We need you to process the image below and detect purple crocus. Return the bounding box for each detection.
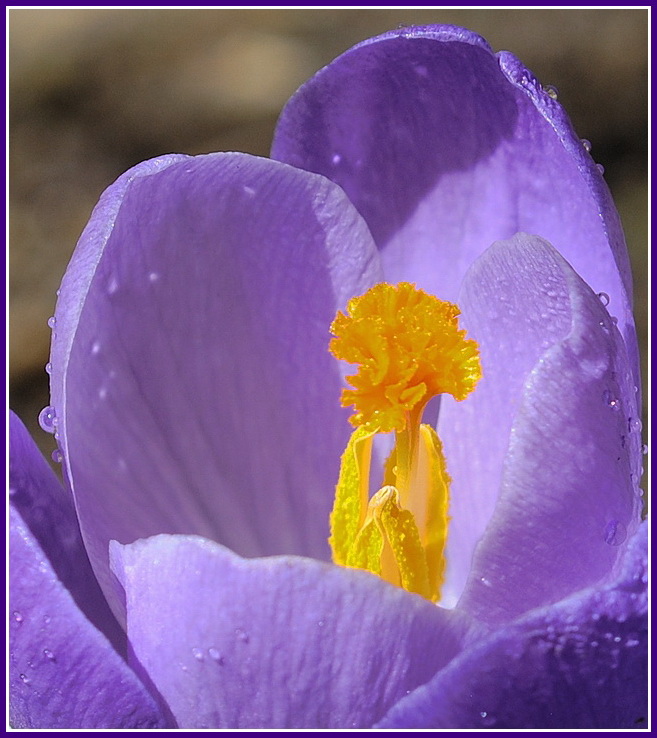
[9,25,646,729]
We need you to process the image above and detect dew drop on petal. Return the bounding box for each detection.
[38,406,57,434]
[91,341,101,355]
[47,316,56,329]
[208,648,224,664]
[479,576,493,588]
[148,272,160,283]
[55,288,61,297]
[43,649,55,661]
[191,647,204,661]
[543,84,558,99]
[98,387,108,401]
[604,520,627,547]
[19,674,30,685]
[642,444,648,456]
[602,390,620,411]
[13,611,23,623]
[331,153,342,165]
[107,278,119,295]
[597,292,610,307]
[235,628,250,644]
[581,138,592,152]
[596,162,605,175]
[45,362,52,375]
[51,449,63,464]
[242,186,256,197]
[628,417,642,433]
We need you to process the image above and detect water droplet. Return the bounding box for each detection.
[55,288,61,297]
[242,185,256,196]
[626,638,640,648]
[108,277,119,295]
[613,635,622,643]
[38,406,57,433]
[317,620,325,628]
[331,153,342,165]
[591,640,599,647]
[611,316,618,325]
[208,648,224,664]
[43,649,55,661]
[581,139,592,152]
[13,611,23,623]
[544,84,558,99]
[479,576,493,588]
[596,162,605,175]
[19,674,30,685]
[642,444,648,456]
[602,390,620,411]
[191,647,204,661]
[597,292,610,306]
[9,486,17,497]
[148,272,160,283]
[47,316,56,329]
[91,341,101,355]
[628,417,642,433]
[43,615,51,624]
[480,711,488,718]
[235,628,250,644]
[604,520,627,547]
[98,387,108,400]
[45,362,52,375]
[51,449,63,464]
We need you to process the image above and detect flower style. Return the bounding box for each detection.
[9,25,647,729]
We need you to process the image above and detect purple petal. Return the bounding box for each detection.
[377,521,647,729]
[51,152,381,620]
[272,24,637,387]
[9,506,169,728]
[8,410,122,650]
[111,535,472,728]
[440,234,642,620]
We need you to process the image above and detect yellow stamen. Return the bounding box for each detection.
[328,282,481,602]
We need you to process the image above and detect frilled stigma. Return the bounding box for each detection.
[328,282,482,602]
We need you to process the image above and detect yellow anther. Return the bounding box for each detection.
[328,283,481,602]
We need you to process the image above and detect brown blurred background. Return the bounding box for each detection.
[8,8,648,468]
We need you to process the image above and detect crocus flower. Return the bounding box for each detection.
[9,25,647,729]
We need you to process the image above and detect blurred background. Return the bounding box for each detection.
[9,8,648,469]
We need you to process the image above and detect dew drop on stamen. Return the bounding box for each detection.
[597,292,610,307]
[604,520,627,547]
[38,406,57,433]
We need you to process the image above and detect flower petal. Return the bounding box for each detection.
[377,521,647,729]
[111,535,472,729]
[8,410,122,649]
[9,506,169,728]
[440,234,642,619]
[272,24,637,387]
[51,153,381,619]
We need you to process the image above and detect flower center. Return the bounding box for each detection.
[328,282,482,602]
